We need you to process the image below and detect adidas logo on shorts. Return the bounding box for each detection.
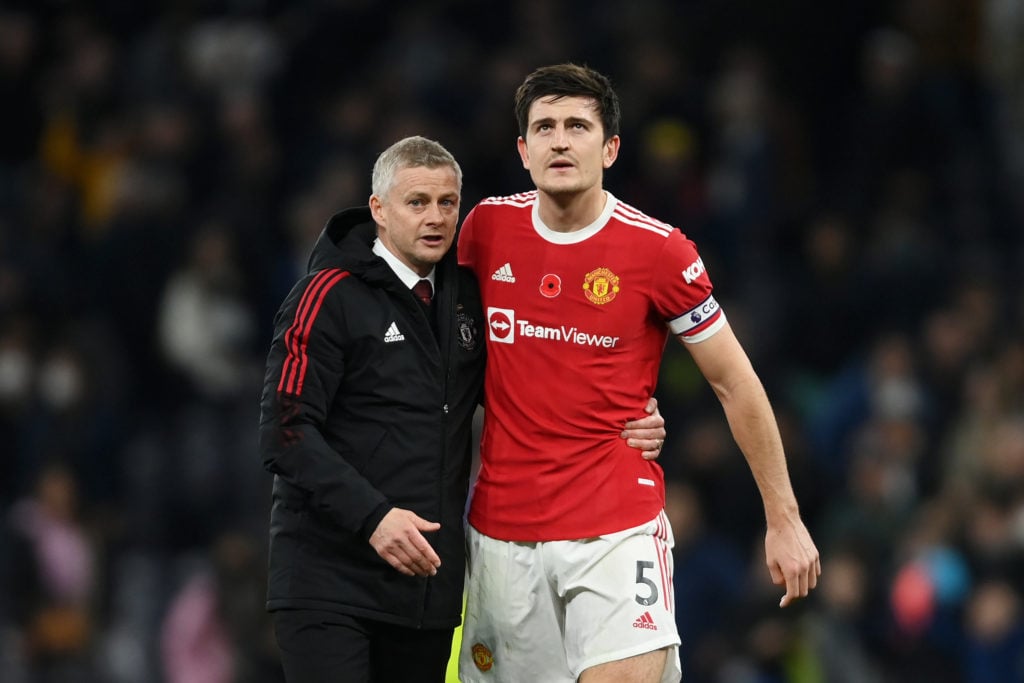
[491,262,516,283]
[633,612,658,630]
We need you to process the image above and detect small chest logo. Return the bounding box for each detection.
[472,643,494,671]
[491,262,516,283]
[540,273,562,298]
[456,310,478,351]
[383,322,404,343]
[582,267,620,305]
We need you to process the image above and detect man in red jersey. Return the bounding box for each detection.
[456,64,820,683]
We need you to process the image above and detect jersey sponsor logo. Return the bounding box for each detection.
[517,320,620,348]
[491,262,516,282]
[633,612,658,630]
[582,267,620,305]
[383,321,405,343]
[540,273,562,298]
[682,256,706,284]
[471,643,494,671]
[486,307,621,348]
[487,307,515,344]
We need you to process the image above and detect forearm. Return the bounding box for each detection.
[685,324,803,526]
[686,325,820,604]
[714,372,800,527]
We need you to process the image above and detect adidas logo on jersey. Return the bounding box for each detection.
[384,322,405,343]
[491,262,516,283]
[633,612,658,630]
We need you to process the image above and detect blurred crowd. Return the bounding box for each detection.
[0,1,1022,682]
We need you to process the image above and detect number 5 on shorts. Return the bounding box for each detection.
[634,560,659,606]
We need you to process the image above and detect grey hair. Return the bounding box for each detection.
[370,136,463,200]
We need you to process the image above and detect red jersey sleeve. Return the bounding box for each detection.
[457,204,480,271]
[651,230,726,343]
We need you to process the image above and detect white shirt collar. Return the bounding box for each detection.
[531,191,618,244]
[373,238,436,289]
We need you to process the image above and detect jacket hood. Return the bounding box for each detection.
[307,206,382,277]
[307,205,457,289]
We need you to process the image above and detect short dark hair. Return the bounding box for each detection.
[513,63,621,142]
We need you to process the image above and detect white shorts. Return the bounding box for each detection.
[458,512,682,682]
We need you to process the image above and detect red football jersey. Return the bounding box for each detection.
[458,191,725,541]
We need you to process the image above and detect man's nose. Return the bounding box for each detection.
[551,126,570,150]
[426,202,445,222]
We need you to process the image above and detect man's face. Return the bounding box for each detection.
[370,165,460,276]
[517,95,619,197]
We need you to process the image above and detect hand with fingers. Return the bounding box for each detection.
[621,396,667,460]
[765,517,821,607]
[369,508,442,577]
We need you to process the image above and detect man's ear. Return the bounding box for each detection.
[369,194,385,225]
[603,135,620,169]
[517,136,530,170]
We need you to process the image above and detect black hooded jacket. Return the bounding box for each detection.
[259,207,485,628]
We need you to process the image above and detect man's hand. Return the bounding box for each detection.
[622,397,667,460]
[369,508,441,577]
[765,517,821,607]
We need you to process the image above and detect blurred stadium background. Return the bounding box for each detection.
[0,1,1022,681]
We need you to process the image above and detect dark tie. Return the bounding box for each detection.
[413,279,433,307]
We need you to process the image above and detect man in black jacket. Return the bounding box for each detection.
[259,136,665,682]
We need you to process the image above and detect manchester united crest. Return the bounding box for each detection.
[472,643,494,671]
[456,310,478,351]
[582,267,620,305]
